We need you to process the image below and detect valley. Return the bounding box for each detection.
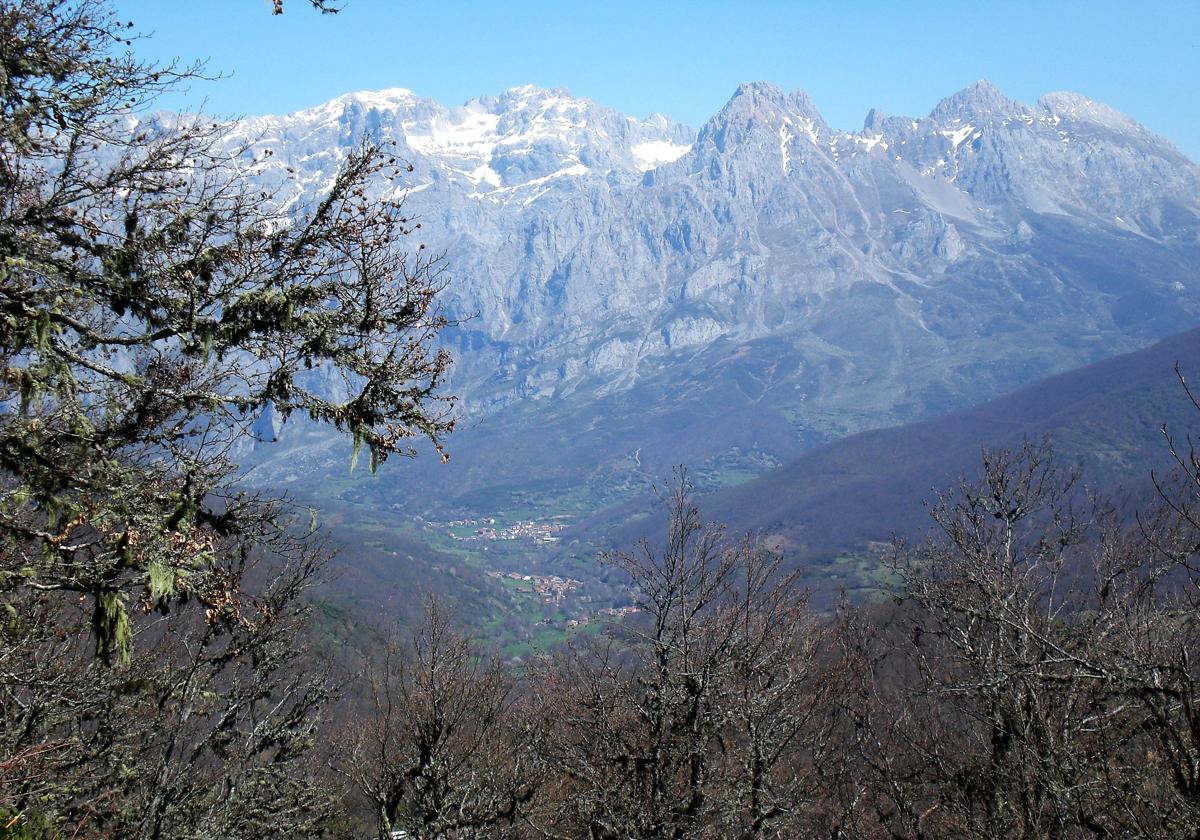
[234,79,1199,553]
[300,324,1200,645]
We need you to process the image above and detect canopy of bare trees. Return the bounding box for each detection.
[334,433,1200,839]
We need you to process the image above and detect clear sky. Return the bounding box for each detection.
[120,0,1200,160]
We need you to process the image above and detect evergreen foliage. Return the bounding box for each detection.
[0,0,453,660]
[0,1,453,835]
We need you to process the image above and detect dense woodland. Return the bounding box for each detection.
[3,2,1200,838]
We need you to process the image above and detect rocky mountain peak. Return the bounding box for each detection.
[723,82,824,122]
[1037,91,1147,136]
[234,79,1200,506]
[341,86,419,108]
[862,107,887,133]
[695,82,827,156]
[931,79,1024,123]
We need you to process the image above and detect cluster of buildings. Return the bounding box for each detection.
[475,520,565,544]
[489,571,581,603]
[434,516,566,545]
[597,606,641,619]
[566,606,640,631]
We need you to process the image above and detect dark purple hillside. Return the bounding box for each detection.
[571,327,1200,575]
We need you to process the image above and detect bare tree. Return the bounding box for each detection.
[337,598,539,839]
[870,442,1112,838]
[861,434,1200,839]
[529,470,836,840]
[711,548,846,839]
[0,531,340,838]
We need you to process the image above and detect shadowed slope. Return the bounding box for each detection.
[575,326,1200,571]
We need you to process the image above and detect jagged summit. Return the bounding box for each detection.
[931,79,1024,121]
[728,81,789,103]
[233,82,695,200]
[492,84,577,108]
[504,82,560,96]
[344,86,418,103]
[233,79,1197,232]
[694,82,828,156]
[1037,91,1142,131]
[720,81,824,120]
[233,79,1200,509]
[862,107,887,133]
[340,84,577,113]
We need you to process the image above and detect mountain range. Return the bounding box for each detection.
[229,80,1200,525]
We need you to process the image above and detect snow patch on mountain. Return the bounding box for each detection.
[233,84,695,207]
[940,124,975,148]
[403,107,501,160]
[631,140,691,171]
[854,133,887,152]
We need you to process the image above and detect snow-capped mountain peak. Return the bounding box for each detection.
[230,84,695,204]
[234,81,1200,505]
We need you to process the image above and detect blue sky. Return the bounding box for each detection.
[122,0,1200,159]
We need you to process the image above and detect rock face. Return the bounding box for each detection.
[231,80,1200,507]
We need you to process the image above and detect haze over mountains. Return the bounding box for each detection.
[232,79,1200,520]
[579,327,1200,578]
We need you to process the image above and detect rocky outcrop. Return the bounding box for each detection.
[228,81,1200,498]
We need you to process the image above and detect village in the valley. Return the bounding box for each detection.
[482,569,642,632]
[488,570,582,602]
[426,514,643,637]
[435,516,567,545]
